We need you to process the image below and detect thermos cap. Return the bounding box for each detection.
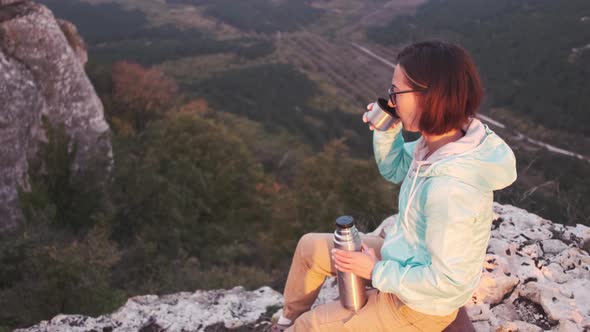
[335,216,355,229]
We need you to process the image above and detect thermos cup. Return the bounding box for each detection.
[333,216,368,312]
[365,98,400,131]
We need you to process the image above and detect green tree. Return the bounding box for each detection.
[109,114,268,268]
[19,117,109,233]
[0,221,124,329]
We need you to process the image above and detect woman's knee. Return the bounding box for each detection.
[296,233,332,267]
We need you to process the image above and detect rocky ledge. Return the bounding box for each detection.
[14,203,590,332]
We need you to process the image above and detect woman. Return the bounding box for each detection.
[270,40,517,331]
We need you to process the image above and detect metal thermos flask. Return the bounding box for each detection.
[333,216,368,312]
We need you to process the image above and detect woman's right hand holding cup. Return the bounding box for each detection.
[363,102,400,131]
[362,103,376,131]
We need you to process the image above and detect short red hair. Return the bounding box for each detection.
[396,41,484,135]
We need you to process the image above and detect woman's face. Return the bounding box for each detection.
[390,64,421,132]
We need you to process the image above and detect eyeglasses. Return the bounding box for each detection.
[388,86,427,106]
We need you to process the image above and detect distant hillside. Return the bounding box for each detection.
[37,0,274,65]
[170,0,324,33]
[37,0,590,226]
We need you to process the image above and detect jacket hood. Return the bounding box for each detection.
[412,117,517,191]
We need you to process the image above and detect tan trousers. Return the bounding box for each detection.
[282,233,458,332]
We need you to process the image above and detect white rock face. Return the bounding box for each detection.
[15,203,590,332]
[15,286,284,332]
[464,203,590,331]
[0,0,112,233]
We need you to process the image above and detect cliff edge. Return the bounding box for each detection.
[14,203,590,332]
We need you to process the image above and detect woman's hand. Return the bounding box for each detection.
[362,103,376,131]
[362,103,399,131]
[331,242,380,280]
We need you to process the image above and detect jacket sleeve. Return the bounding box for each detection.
[371,180,483,301]
[372,122,417,184]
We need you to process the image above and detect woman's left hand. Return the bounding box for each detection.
[331,243,379,280]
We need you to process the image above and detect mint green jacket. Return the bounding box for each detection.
[370,118,517,316]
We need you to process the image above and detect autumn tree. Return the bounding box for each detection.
[111,61,178,133]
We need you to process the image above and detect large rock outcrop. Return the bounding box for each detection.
[0,0,111,233]
[14,203,590,332]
